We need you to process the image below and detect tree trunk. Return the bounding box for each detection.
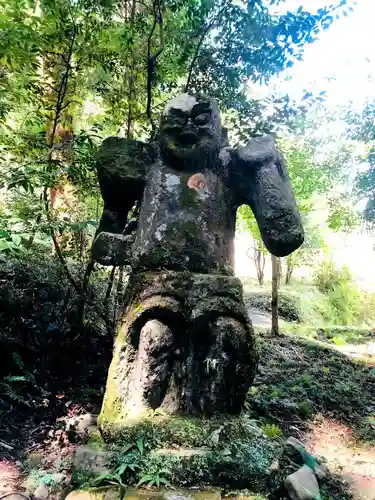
[285,260,293,285]
[254,246,265,286]
[271,254,279,336]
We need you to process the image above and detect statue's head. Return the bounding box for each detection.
[159,93,225,168]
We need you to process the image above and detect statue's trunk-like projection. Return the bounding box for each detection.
[92,94,303,435]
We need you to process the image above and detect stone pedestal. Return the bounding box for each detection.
[99,272,257,436]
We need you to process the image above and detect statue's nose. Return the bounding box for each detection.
[180,120,198,144]
[185,118,194,130]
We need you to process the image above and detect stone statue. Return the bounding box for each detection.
[92,93,303,432]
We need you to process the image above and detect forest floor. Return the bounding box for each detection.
[250,324,375,500]
[1,319,375,499]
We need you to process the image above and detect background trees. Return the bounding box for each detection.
[0,0,369,389]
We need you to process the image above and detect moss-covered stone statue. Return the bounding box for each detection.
[92,93,303,434]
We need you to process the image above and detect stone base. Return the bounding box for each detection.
[73,414,281,493]
[66,486,223,500]
[99,271,257,427]
[66,486,264,499]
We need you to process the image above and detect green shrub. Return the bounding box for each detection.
[245,292,301,322]
[0,252,114,408]
[314,261,364,326]
[260,423,282,439]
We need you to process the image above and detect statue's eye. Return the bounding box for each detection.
[169,112,186,126]
[194,112,210,125]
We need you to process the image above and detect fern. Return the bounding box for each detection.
[4,375,28,383]
[0,382,30,406]
[137,469,171,488]
[12,351,25,371]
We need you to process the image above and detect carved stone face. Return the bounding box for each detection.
[159,93,222,167]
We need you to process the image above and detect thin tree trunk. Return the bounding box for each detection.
[285,262,293,285]
[271,254,279,336]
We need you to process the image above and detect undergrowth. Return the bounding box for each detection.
[0,252,114,410]
[244,273,375,328]
[248,332,375,443]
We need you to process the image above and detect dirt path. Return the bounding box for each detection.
[248,307,272,327]
[306,417,375,500]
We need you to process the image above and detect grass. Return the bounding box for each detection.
[242,277,336,325]
[281,323,373,345]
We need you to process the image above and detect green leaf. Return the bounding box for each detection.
[136,437,144,455]
[137,475,153,487]
[11,234,22,246]
[158,477,170,485]
[116,463,128,476]
[91,473,115,486]
[4,375,28,383]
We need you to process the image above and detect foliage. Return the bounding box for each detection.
[249,332,375,444]
[260,423,282,440]
[313,261,364,326]
[245,290,302,322]
[346,99,375,222]
[0,0,352,343]
[237,131,360,284]
[285,324,374,346]
[0,251,114,409]
[91,439,146,490]
[101,415,280,490]
[244,274,375,327]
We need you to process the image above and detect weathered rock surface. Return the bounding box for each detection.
[34,483,49,500]
[73,445,109,477]
[284,465,320,500]
[67,414,97,443]
[65,486,120,500]
[66,487,222,500]
[51,472,69,486]
[314,463,330,481]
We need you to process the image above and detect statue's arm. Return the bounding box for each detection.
[92,232,135,266]
[230,135,304,257]
[92,137,155,265]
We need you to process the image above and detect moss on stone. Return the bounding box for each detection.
[101,414,281,491]
[97,137,154,183]
[179,180,198,208]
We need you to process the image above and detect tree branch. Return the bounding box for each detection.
[146,0,164,132]
[42,25,79,293]
[184,1,230,93]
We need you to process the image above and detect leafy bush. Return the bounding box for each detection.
[249,333,375,442]
[314,261,372,326]
[245,292,301,322]
[0,252,115,407]
[245,269,375,328]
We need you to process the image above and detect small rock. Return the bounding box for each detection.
[67,414,97,443]
[26,452,43,468]
[283,437,306,466]
[314,463,330,481]
[209,426,224,446]
[267,458,280,473]
[284,465,320,500]
[34,484,49,500]
[51,473,68,486]
[286,436,305,450]
[73,445,109,477]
